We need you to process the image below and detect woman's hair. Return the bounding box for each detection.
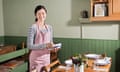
[34,5,47,22]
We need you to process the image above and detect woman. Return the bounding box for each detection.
[27,5,54,72]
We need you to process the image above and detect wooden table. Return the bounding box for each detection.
[52,59,111,72]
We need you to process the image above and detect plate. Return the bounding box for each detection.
[85,54,100,59]
[94,59,109,65]
[53,43,62,48]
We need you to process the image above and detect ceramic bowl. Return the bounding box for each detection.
[65,59,73,66]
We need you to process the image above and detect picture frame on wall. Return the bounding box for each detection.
[94,3,108,17]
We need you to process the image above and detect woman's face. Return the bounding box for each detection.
[36,8,47,21]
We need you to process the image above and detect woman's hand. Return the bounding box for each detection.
[54,48,60,52]
[51,46,60,52]
[46,42,54,49]
[46,42,61,52]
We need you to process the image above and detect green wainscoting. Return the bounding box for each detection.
[0,36,4,44]
[4,36,27,49]
[54,38,120,72]
[4,36,26,45]
[3,36,120,72]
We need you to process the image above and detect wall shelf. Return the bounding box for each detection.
[79,18,91,24]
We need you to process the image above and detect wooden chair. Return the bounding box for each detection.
[41,59,61,72]
[50,50,58,62]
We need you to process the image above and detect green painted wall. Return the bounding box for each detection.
[4,36,120,72]
[4,36,26,50]
[54,38,120,72]
[0,36,4,44]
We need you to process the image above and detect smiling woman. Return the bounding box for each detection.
[27,5,60,72]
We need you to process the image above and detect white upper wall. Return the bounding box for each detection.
[3,0,84,38]
[0,0,4,36]
[3,0,120,40]
[3,0,36,36]
[39,0,88,38]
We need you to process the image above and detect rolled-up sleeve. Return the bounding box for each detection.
[49,25,53,42]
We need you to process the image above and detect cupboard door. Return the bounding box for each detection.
[90,0,120,21]
[112,0,120,15]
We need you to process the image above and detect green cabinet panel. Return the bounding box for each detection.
[0,48,28,63]
[11,62,28,72]
[0,48,29,72]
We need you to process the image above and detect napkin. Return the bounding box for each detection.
[58,65,66,69]
[94,57,111,65]
[94,67,108,71]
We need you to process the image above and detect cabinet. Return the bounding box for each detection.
[79,18,90,23]
[0,48,29,72]
[110,0,120,16]
[90,0,120,21]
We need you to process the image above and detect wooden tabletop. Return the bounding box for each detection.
[52,59,111,72]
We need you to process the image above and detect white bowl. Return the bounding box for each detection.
[65,59,73,66]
